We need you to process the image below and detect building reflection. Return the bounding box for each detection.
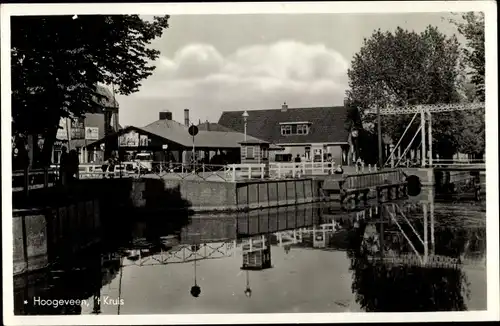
[16,187,485,314]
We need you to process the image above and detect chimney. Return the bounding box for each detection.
[184,109,190,126]
[159,110,172,120]
[206,120,210,131]
[281,101,288,112]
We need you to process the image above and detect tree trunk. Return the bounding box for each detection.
[40,122,59,167]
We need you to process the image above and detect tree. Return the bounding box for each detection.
[347,222,472,312]
[449,12,486,158]
[11,15,170,166]
[450,12,485,101]
[346,26,464,160]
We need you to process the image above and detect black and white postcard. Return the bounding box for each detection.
[1,1,498,325]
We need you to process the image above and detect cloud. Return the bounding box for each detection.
[118,40,349,126]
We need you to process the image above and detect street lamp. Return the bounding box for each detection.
[242,111,249,142]
[351,128,359,164]
[244,270,252,297]
[190,244,201,298]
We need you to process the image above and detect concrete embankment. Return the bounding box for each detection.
[13,199,101,276]
[12,179,133,276]
[132,177,322,213]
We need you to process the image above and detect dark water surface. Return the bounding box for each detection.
[14,188,486,314]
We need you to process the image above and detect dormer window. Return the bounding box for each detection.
[281,125,292,135]
[280,121,311,136]
[297,124,309,135]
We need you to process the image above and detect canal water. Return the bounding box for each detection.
[14,188,486,314]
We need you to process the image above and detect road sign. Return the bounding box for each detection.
[188,125,199,137]
[162,144,169,150]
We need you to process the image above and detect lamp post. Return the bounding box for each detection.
[190,244,201,298]
[351,128,359,164]
[377,105,383,168]
[244,270,252,298]
[242,111,249,142]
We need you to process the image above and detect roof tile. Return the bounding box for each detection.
[218,106,350,144]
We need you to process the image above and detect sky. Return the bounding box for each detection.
[116,12,464,127]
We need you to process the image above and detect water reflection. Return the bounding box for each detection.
[15,188,486,314]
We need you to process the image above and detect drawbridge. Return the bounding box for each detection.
[365,102,485,169]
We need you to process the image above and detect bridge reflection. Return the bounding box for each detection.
[119,187,485,272]
[15,187,486,314]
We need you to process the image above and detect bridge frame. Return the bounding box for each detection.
[365,102,485,168]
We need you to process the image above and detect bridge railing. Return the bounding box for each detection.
[151,162,235,182]
[12,167,59,192]
[268,162,335,178]
[433,158,485,166]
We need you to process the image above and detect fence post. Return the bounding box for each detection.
[23,167,30,197]
[361,162,365,173]
[248,166,251,179]
[355,164,359,173]
[202,163,205,173]
[231,165,236,182]
[292,164,296,178]
[44,167,49,188]
[277,164,281,179]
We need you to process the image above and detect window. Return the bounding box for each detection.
[297,124,309,135]
[262,147,268,159]
[280,123,309,136]
[281,125,292,135]
[246,146,254,159]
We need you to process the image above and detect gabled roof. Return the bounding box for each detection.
[197,121,235,132]
[142,119,192,147]
[88,119,283,150]
[86,125,167,148]
[142,119,280,149]
[218,106,350,144]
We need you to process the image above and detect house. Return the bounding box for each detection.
[87,109,278,165]
[218,102,351,165]
[54,85,120,164]
[197,120,282,164]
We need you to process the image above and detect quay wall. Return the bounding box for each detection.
[131,177,319,212]
[12,199,101,276]
[180,204,322,243]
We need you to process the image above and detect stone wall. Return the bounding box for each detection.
[132,177,319,213]
[179,203,322,243]
[162,179,238,211]
[12,199,101,276]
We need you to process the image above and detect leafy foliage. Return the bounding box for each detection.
[11,15,170,164]
[448,12,486,157]
[346,26,468,159]
[450,12,485,101]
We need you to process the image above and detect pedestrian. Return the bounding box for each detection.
[59,146,68,185]
[67,149,80,183]
[107,156,116,178]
